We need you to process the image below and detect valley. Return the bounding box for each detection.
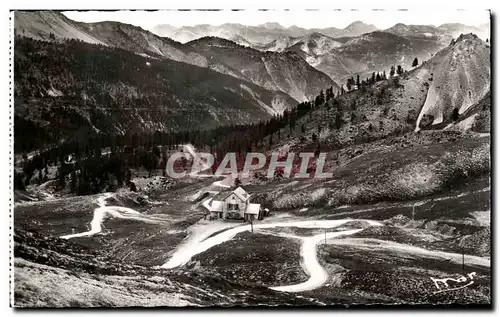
[13,131,491,306]
[11,10,491,308]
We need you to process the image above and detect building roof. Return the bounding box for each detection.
[210,200,224,212]
[202,197,224,212]
[245,203,260,215]
[201,197,213,211]
[220,186,250,202]
[233,187,249,200]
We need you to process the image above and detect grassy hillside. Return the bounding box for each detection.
[13,229,320,307]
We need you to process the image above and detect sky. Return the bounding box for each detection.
[62,9,491,31]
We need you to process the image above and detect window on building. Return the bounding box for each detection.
[228,203,239,211]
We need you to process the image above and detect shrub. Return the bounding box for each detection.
[263,143,490,211]
[273,188,328,209]
[327,144,490,207]
[376,88,386,105]
[419,114,434,129]
[382,105,390,116]
[471,110,490,133]
[435,144,490,189]
[391,76,401,87]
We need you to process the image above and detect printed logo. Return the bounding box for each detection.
[430,272,477,294]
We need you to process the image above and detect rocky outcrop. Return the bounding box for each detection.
[415,34,490,130]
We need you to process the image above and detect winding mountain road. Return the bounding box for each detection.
[60,193,144,239]
[269,228,364,292]
[162,219,383,292]
[58,164,490,294]
[60,191,384,292]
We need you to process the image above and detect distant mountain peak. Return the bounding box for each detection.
[346,21,365,27]
[388,23,410,31]
[335,21,378,37]
[344,21,376,30]
[260,22,285,30]
[414,29,490,130]
[439,22,467,28]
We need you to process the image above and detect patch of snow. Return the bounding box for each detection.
[310,188,326,201]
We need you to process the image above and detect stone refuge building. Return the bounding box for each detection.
[203,187,262,221]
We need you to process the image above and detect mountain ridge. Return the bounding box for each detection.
[15,10,337,103]
[13,37,299,152]
[414,33,490,130]
[151,20,378,44]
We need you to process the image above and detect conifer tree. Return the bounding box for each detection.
[451,108,460,121]
[397,65,404,76]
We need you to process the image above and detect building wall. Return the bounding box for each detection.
[223,193,246,219]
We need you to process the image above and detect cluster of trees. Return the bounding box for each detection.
[16,95,325,193]
[345,71,389,92]
[342,56,421,93]
[389,65,404,77]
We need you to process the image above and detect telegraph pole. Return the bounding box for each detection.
[251,216,254,233]
[324,228,327,245]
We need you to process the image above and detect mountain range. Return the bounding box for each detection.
[12,10,492,308]
[250,23,488,84]
[150,17,489,85]
[14,37,301,152]
[152,21,378,44]
[13,10,490,152]
[15,11,336,103]
[256,32,490,155]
